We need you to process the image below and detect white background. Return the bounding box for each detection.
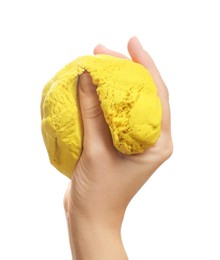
[0,0,220,259]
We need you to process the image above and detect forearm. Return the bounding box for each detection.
[66,214,128,260]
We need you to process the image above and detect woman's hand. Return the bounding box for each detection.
[64,37,172,260]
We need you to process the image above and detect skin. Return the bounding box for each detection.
[64,37,173,260]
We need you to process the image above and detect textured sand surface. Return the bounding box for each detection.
[41,55,162,178]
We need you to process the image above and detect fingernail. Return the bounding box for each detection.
[133,36,143,49]
[97,44,107,49]
[79,73,96,93]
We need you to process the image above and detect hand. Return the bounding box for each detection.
[64,37,172,260]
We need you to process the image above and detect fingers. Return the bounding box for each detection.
[128,37,171,133]
[93,38,171,133]
[78,72,113,149]
[94,44,129,59]
[128,37,155,70]
[128,37,164,87]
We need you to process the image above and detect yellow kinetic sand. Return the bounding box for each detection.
[41,55,162,178]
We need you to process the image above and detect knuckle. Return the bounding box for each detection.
[83,104,102,119]
[161,138,173,160]
[85,144,106,160]
[63,194,68,212]
[83,142,113,166]
[63,184,71,212]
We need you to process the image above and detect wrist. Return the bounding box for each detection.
[67,198,126,231]
[66,213,128,260]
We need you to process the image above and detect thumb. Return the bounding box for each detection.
[78,72,113,148]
